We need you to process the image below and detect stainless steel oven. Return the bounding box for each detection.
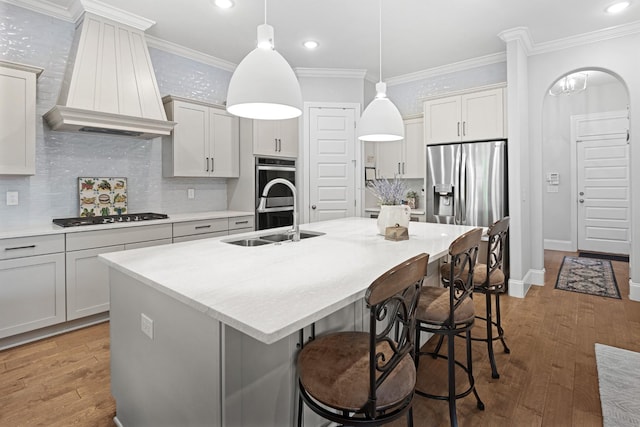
[255,157,296,230]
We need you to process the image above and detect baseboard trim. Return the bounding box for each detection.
[544,239,574,251]
[508,268,545,298]
[630,279,640,302]
[0,312,109,351]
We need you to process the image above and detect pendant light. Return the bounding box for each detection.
[357,0,404,141]
[226,0,302,120]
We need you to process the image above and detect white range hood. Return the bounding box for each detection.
[44,1,174,139]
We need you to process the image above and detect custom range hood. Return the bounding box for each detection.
[44,1,174,139]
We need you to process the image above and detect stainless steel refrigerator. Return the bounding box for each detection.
[425,140,508,227]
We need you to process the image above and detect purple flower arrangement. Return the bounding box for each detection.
[367,176,408,205]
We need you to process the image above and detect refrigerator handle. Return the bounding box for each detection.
[459,148,467,224]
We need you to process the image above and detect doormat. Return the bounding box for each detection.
[595,343,640,426]
[578,251,629,263]
[555,256,621,299]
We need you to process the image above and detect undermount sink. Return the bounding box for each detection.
[260,231,325,242]
[223,231,325,247]
[225,238,272,247]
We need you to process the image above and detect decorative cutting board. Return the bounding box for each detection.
[78,177,127,217]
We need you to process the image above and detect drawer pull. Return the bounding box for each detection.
[195,225,211,230]
[5,245,36,251]
[235,220,249,225]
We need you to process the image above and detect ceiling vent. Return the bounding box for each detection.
[44,1,174,139]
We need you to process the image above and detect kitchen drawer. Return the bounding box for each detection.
[66,224,173,251]
[173,231,227,243]
[173,218,228,238]
[0,234,65,260]
[228,215,254,231]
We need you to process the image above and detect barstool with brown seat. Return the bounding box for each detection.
[471,216,510,379]
[414,228,484,427]
[297,253,430,426]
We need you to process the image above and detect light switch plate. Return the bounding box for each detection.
[6,191,18,206]
[141,313,154,339]
[188,188,195,199]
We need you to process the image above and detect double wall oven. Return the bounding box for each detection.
[255,157,296,230]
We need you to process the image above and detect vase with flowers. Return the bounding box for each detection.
[367,177,411,235]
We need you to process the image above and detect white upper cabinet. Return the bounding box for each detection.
[253,118,299,158]
[375,117,424,179]
[424,87,506,144]
[0,61,42,175]
[162,96,239,178]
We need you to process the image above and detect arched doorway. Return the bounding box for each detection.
[541,69,630,257]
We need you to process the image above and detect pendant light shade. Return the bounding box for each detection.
[357,0,404,141]
[226,8,302,120]
[358,82,404,141]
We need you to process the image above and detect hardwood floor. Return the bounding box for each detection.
[0,250,636,426]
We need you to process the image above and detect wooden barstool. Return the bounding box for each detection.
[414,228,484,427]
[471,216,510,379]
[297,253,429,426]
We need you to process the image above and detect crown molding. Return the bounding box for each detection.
[295,68,367,79]
[386,52,506,87]
[498,26,534,55]
[3,0,79,22]
[145,35,236,72]
[530,20,640,55]
[79,0,155,29]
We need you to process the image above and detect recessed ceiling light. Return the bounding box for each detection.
[303,40,319,50]
[214,0,234,9]
[605,1,630,14]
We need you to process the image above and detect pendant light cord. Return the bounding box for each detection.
[378,0,382,84]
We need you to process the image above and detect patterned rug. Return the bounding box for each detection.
[554,256,621,299]
[595,343,640,426]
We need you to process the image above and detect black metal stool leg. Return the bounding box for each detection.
[447,335,458,427]
[496,293,510,354]
[485,292,500,379]
[467,329,485,410]
[297,389,303,427]
[407,405,414,427]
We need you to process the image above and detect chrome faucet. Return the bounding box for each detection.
[257,178,299,242]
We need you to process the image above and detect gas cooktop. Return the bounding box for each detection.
[53,213,169,227]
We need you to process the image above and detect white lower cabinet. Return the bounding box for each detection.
[0,248,65,339]
[172,215,255,243]
[65,224,172,320]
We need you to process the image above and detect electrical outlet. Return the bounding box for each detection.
[141,313,154,339]
[188,188,195,199]
[6,191,18,206]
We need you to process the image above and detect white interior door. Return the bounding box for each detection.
[308,107,356,222]
[577,136,630,255]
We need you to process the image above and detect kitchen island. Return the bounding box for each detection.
[100,217,477,427]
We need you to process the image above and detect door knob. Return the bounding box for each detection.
[311,205,317,210]
[579,199,584,203]
[579,192,584,196]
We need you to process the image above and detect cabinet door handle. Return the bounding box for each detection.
[278,139,282,152]
[457,122,460,137]
[402,162,405,174]
[398,162,401,174]
[205,157,209,172]
[5,244,36,251]
[274,138,278,152]
[211,157,214,172]
[463,121,466,136]
[235,220,249,225]
[195,225,211,230]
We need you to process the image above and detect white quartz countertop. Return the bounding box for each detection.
[0,211,254,239]
[365,207,425,215]
[100,217,477,345]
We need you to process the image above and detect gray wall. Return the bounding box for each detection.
[0,4,232,227]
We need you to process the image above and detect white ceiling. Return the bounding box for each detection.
[7,0,640,80]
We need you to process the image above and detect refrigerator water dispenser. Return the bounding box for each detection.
[434,184,454,217]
